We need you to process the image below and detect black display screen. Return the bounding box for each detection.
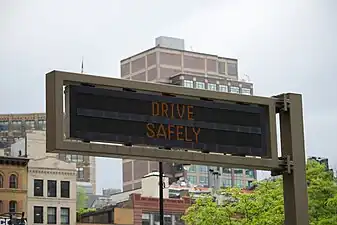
[68,85,271,157]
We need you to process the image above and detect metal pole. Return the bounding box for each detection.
[159,161,164,225]
[279,93,309,225]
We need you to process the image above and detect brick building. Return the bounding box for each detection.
[0,156,29,217]
[79,193,191,225]
[121,36,257,191]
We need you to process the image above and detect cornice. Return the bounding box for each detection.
[28,168,76,177]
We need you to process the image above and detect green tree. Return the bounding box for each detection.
[77,187,88,210]
[183,160,337,225]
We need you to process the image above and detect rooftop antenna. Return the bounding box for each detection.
[243,74,251,82]
[81,57,84,74]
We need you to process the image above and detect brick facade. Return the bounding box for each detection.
[131,193,191,225]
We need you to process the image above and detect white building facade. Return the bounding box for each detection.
[27,156,77,225]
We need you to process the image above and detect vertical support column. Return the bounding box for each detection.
[159,161,164,225]
[279,93,309,225]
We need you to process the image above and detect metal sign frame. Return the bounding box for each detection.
[46,70,309,225]
[46,70,278,170]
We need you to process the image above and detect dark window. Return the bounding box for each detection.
[0,174,3,188]
[234,169,243,174]
[9,174,17,188]
[34,206,43,223]
[61,181,70,198]
[0,200,3,213]
[9,201,16,213]
[76,168,84,180]
[60,207,69,224]
[34,179,44,196]
[47,180,57,197]
[47,207,57,224]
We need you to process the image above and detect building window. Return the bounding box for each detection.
[188,165,196,173]
[9,201,16,213]
[234,179,243,188]
[61,181,70,198]
[223,168,231,173]
[227,63,237,76]
[196,82,205,89]
[230,86,240,94]
[207,83,217,91]
[183,80,193,88]
[0,174,3,188]
[34,206,44,223]
[0,201,3,213]
[76,168,84,180]
[199,165,208,173]
[187,175,197,184]
[223,179,232,187]
[234,169,243,174]
[199,176,207,184]
[245,169,255,178]
[61,208,70,224]
[219,85,228,92]
[47,207,57,224]
[142,213,150,225]
[241,87,251,95]
[34,179,44,196]
[9,174,17,188]
[47,180,57,197]
[66,154,84,163]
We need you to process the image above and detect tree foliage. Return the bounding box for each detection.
[183,161,337,225]
[77,187,88,210]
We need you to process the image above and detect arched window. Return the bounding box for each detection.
[0,174,3,188]
[9,174,18,188]
[9,201,16,213]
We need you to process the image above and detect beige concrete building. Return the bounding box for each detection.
[27,156,77,225]
[3,126,96,194]
[121,36,256,191]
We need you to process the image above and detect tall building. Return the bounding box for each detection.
[28,156,77,225]
[0,156,29,218]
[0,113,97,194]
[121,36,257,191]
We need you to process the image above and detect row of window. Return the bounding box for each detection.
[187,167,254,177]
[223,179,253,188]
[34,179,70,198]
[188,165,208,173]
[183,80,251,95]
[34,206,70,224]
[0,200,17,213]
[142,213,184,225]
[0,174,18,188]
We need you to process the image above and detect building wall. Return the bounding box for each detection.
[27,157,77,225]
[0,160,28,215]
[0,119,97,194]
[120,42,255,190]
[131,193,190,225]
[120,46,239,82]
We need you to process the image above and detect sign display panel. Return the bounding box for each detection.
[68,85,271,157]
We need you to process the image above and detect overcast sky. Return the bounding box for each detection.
[1,0,336,193]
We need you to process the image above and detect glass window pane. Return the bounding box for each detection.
[196,82,205,89]
[241,87,251,95]
[219,85,228,92]
[207,83,216,91]
[183,80,193,88]
[230,86,240,93]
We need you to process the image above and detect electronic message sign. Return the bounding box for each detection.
[68,85,271,157]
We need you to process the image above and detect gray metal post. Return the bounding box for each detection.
[279,93,309,225]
